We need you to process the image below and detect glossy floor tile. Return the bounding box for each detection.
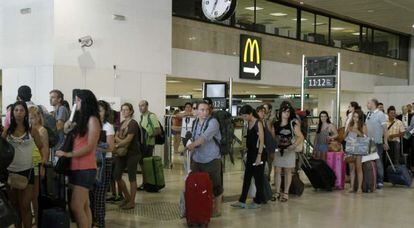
[102,159,414,228]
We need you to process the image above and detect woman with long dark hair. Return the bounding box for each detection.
[56,90,101,228]
[314,111,338,161]
[273,102,304,202]
[1,101,48,228]
[345,110,367,194]
[90,100,115,228]
[231,105,265,209]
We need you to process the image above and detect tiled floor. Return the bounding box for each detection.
[103,156,414,228]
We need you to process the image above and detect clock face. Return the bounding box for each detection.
[202,0,237,21]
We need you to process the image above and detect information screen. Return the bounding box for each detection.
[205,83,226,98]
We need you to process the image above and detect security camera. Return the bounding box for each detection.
[78,36,93,48]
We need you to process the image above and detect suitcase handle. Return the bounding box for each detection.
[385,150,397,173]
[300,153,312,169]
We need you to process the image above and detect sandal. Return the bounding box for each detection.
[275,192,281,201]
[280,193,288,203]
[121,202,136,210]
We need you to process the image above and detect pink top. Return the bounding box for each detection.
[70,133,97,170]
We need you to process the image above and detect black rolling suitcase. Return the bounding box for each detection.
[301,154,336,191]
[38,163,70,228]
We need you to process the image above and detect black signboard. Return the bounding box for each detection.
[240,35,262,80]
[305,76,336,89]
[306,56,337,76]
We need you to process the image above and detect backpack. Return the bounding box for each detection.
[145,113,165,145]
[38,105,58,148]
[193,110,235,164]
[262,121,277,154]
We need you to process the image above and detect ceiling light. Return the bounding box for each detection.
[286,51,291,55]
[351,32,366,36]
[167,80,181,83]
[379,72,384,75]
[188,36,196,41]
[193,88,202,91]
[257,86,271,89]
[245,6,263,11]
[367,9,375,13]
[299,1,304,5]
[270,13,287,17]
[393,62,398,66]
[331,27,345,31]
[412,24,414,28]
[312,22,326,26]
[292,18,308,21]
[349,62,354,65]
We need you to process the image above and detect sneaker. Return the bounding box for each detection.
[114,195,124,202]
[137,185,145,191]
[106,196,116,202]
[247,203,261,209]
[377,183,384,189]
[230,202,246,209]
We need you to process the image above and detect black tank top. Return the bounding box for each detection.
[246,120,265,162]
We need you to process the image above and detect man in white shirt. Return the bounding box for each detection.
[397,105,413,160]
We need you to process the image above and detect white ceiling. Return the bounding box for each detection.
[287,0,414,35]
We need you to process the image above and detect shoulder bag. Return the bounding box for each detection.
[114,119,132,157]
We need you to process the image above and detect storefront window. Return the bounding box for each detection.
[373,30,399,59]
[255,0,297,38]
[330,19,360,51]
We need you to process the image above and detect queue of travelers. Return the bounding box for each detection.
[1,85,414,227]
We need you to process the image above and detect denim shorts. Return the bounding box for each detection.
[69,169,97,190]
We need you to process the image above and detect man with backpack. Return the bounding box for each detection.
[186,100,223,217]
[138,100,162,190]
[49,90,69,146]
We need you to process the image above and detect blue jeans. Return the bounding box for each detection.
[376,144,384,184]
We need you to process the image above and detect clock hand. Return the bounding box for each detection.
[211,0,218,16]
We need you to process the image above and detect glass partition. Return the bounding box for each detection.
[373,30,399,59]
[330,19,360,51]
[172,0,409,60]
[255,0,297,38]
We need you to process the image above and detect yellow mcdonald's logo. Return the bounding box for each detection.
[243,38,260,64]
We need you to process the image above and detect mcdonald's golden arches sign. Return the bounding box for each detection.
[239,34,262,80]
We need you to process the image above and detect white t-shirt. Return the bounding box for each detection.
[181,116,196,138]
[103,122,115,158]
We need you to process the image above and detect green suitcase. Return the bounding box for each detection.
[143,156,165,192]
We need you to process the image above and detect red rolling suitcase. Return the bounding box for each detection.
[185,172,213,226]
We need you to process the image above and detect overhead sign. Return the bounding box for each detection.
[240,34,262,80]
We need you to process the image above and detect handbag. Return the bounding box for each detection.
[55,129,75,175]
[345,136,371,155]
[114,119,132,157]
[7,170,31,190]
[290,120,304,153]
